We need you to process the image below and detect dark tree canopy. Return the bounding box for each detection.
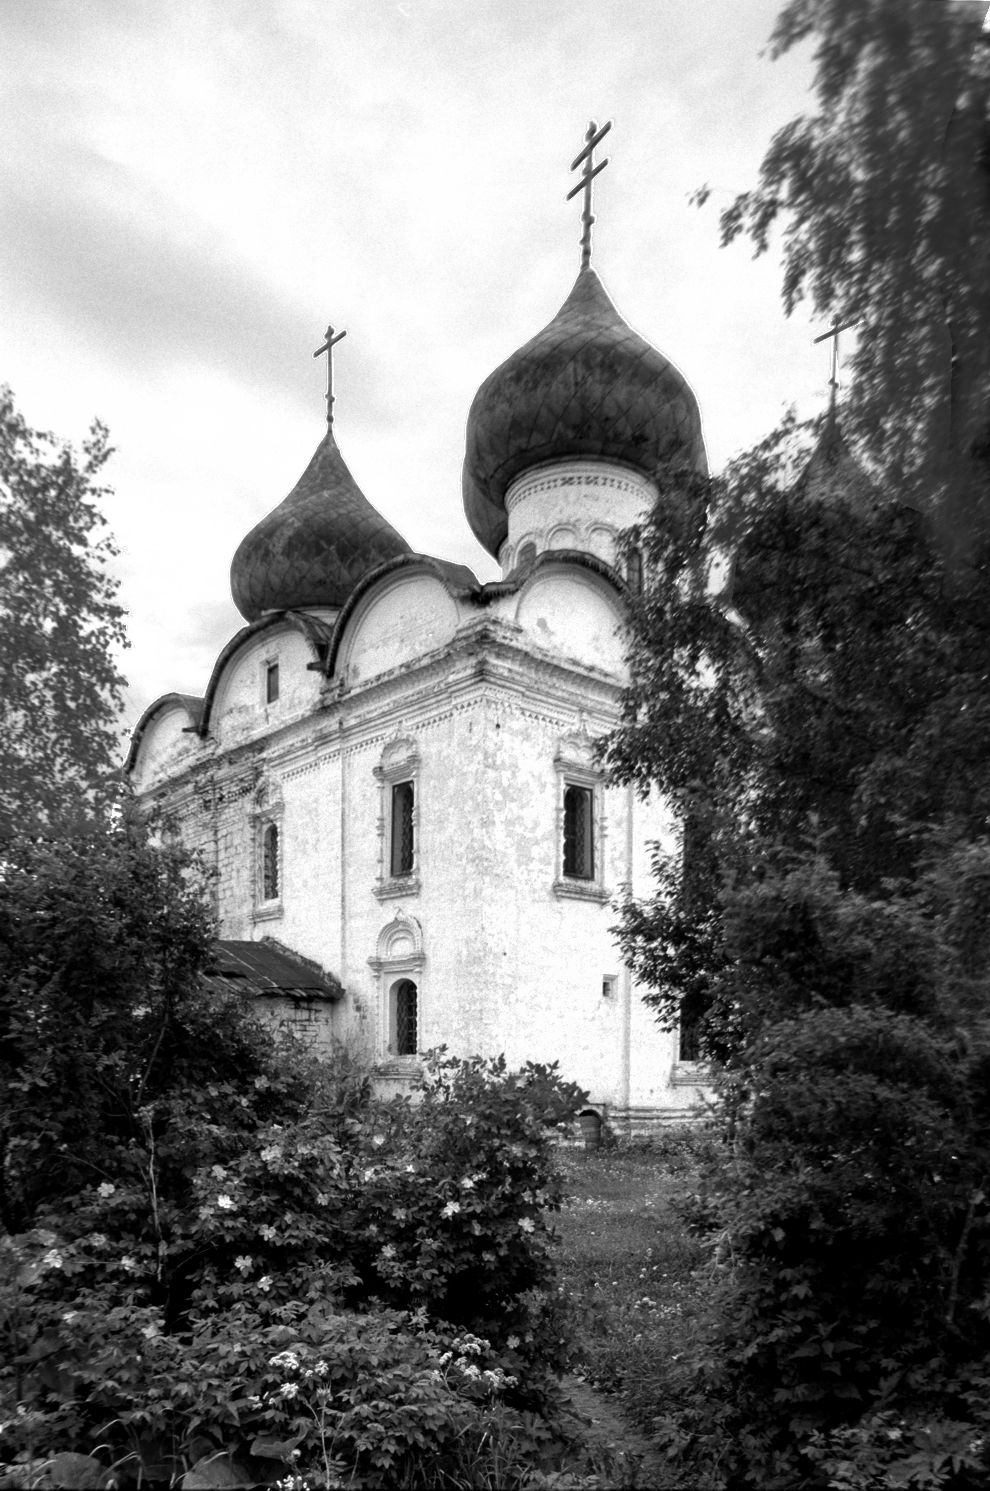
[0,389,128,841]
[708,0,990,572]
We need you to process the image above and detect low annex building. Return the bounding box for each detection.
[127,133,711,1129]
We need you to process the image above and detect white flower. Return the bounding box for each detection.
[88,1233,108,1249]
[441,1200,460,1219]
[460,1362,481,1379]
[62,1310,79,1324]
[234,1255,253,1274]
[315,1193,330,1207]
[362,1167,377,1182]
[279,1382,299,1400]
[506,1335,520,1350]
[259,1224,277,1242]
[141,1322,160,1340]
[211,1164,227,1179]
[459,1176,476,1191]
[257,1275,272,1293]
[313,1360,327,1376]
[380,1243,396,1259]
[120,1255,139,1273]
[217,1194,235,1211]
[518,1216,535,1233]
[269,1350,300,1370]
[260,1147,282,1165]
[41,1249,63,1270]
[97,1182,115,1199]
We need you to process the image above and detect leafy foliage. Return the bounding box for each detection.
[0,389,128,842]
[703,0,990,571]
[0,821,587,1487]
[603,418,990,1483]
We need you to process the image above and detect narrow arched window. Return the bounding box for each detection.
[394,979,418,1056]
[517,541,537,569]
[262,823,279,901]
[390,781,415,877]
[626,547,643,594]
[563,785,594,880]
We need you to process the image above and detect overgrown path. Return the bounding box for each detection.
[552,1138,714,1489]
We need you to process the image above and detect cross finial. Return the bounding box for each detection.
[813,314,859,416]
[567,119,612,270]
[313,323,347,427]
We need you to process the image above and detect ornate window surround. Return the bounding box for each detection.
[251,778,284,922]
[373,736,421,900]
[368,908,425,1069]
[552,735,609,903]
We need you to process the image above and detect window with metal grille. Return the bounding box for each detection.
[394,979,418,1056]
[262,823,279,900]
[390,781,414,877]
[563,784,594,879]
[265,661,280,704]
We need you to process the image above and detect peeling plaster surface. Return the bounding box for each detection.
[132,551,708,1128]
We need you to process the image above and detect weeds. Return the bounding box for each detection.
[554,1130,722,1488]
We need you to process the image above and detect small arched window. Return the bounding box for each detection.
[262,823,279,901]
[393,979,418,1056]
[517,541,537,569]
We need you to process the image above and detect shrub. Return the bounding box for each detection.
[0,826,587,1486]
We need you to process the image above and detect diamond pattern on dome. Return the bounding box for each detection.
[230,430,411,621]
[462,266,708,557]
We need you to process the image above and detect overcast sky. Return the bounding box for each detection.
[2,0,832,732]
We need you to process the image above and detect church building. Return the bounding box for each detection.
[126,126,712,1129]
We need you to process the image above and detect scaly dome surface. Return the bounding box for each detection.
[230,428,411,621]
[462,265,708,557]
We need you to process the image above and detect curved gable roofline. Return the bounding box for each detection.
[125,692,205,774]
[198,610,336,739]
[324,552,480,676]
[475,547,628,604]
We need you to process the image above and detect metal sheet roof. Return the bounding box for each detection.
[207,939,343,1001]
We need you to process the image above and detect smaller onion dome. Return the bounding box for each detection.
[797,404,876,508]
[462,266,708,558]
[230,428,410,621]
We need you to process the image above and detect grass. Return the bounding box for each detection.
[552,1130,722,1486]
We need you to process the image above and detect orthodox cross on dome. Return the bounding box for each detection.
[567,119,612,270]
[813,313,859,414]
[313,323,347,428]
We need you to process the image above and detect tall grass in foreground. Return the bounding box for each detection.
[554,1129,722,1489]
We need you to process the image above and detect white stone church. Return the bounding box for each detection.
[127,147,714,1129]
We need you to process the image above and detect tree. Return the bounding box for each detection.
[604,433,990,1485]
[0,388,128,842]
[705,0,990,574]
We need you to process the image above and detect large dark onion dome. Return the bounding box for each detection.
[230,427,411,621]
[462,265,708,557]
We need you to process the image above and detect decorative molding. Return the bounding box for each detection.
[551,878,611,904]
[374,737,420,898]
[368,907,425,970]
